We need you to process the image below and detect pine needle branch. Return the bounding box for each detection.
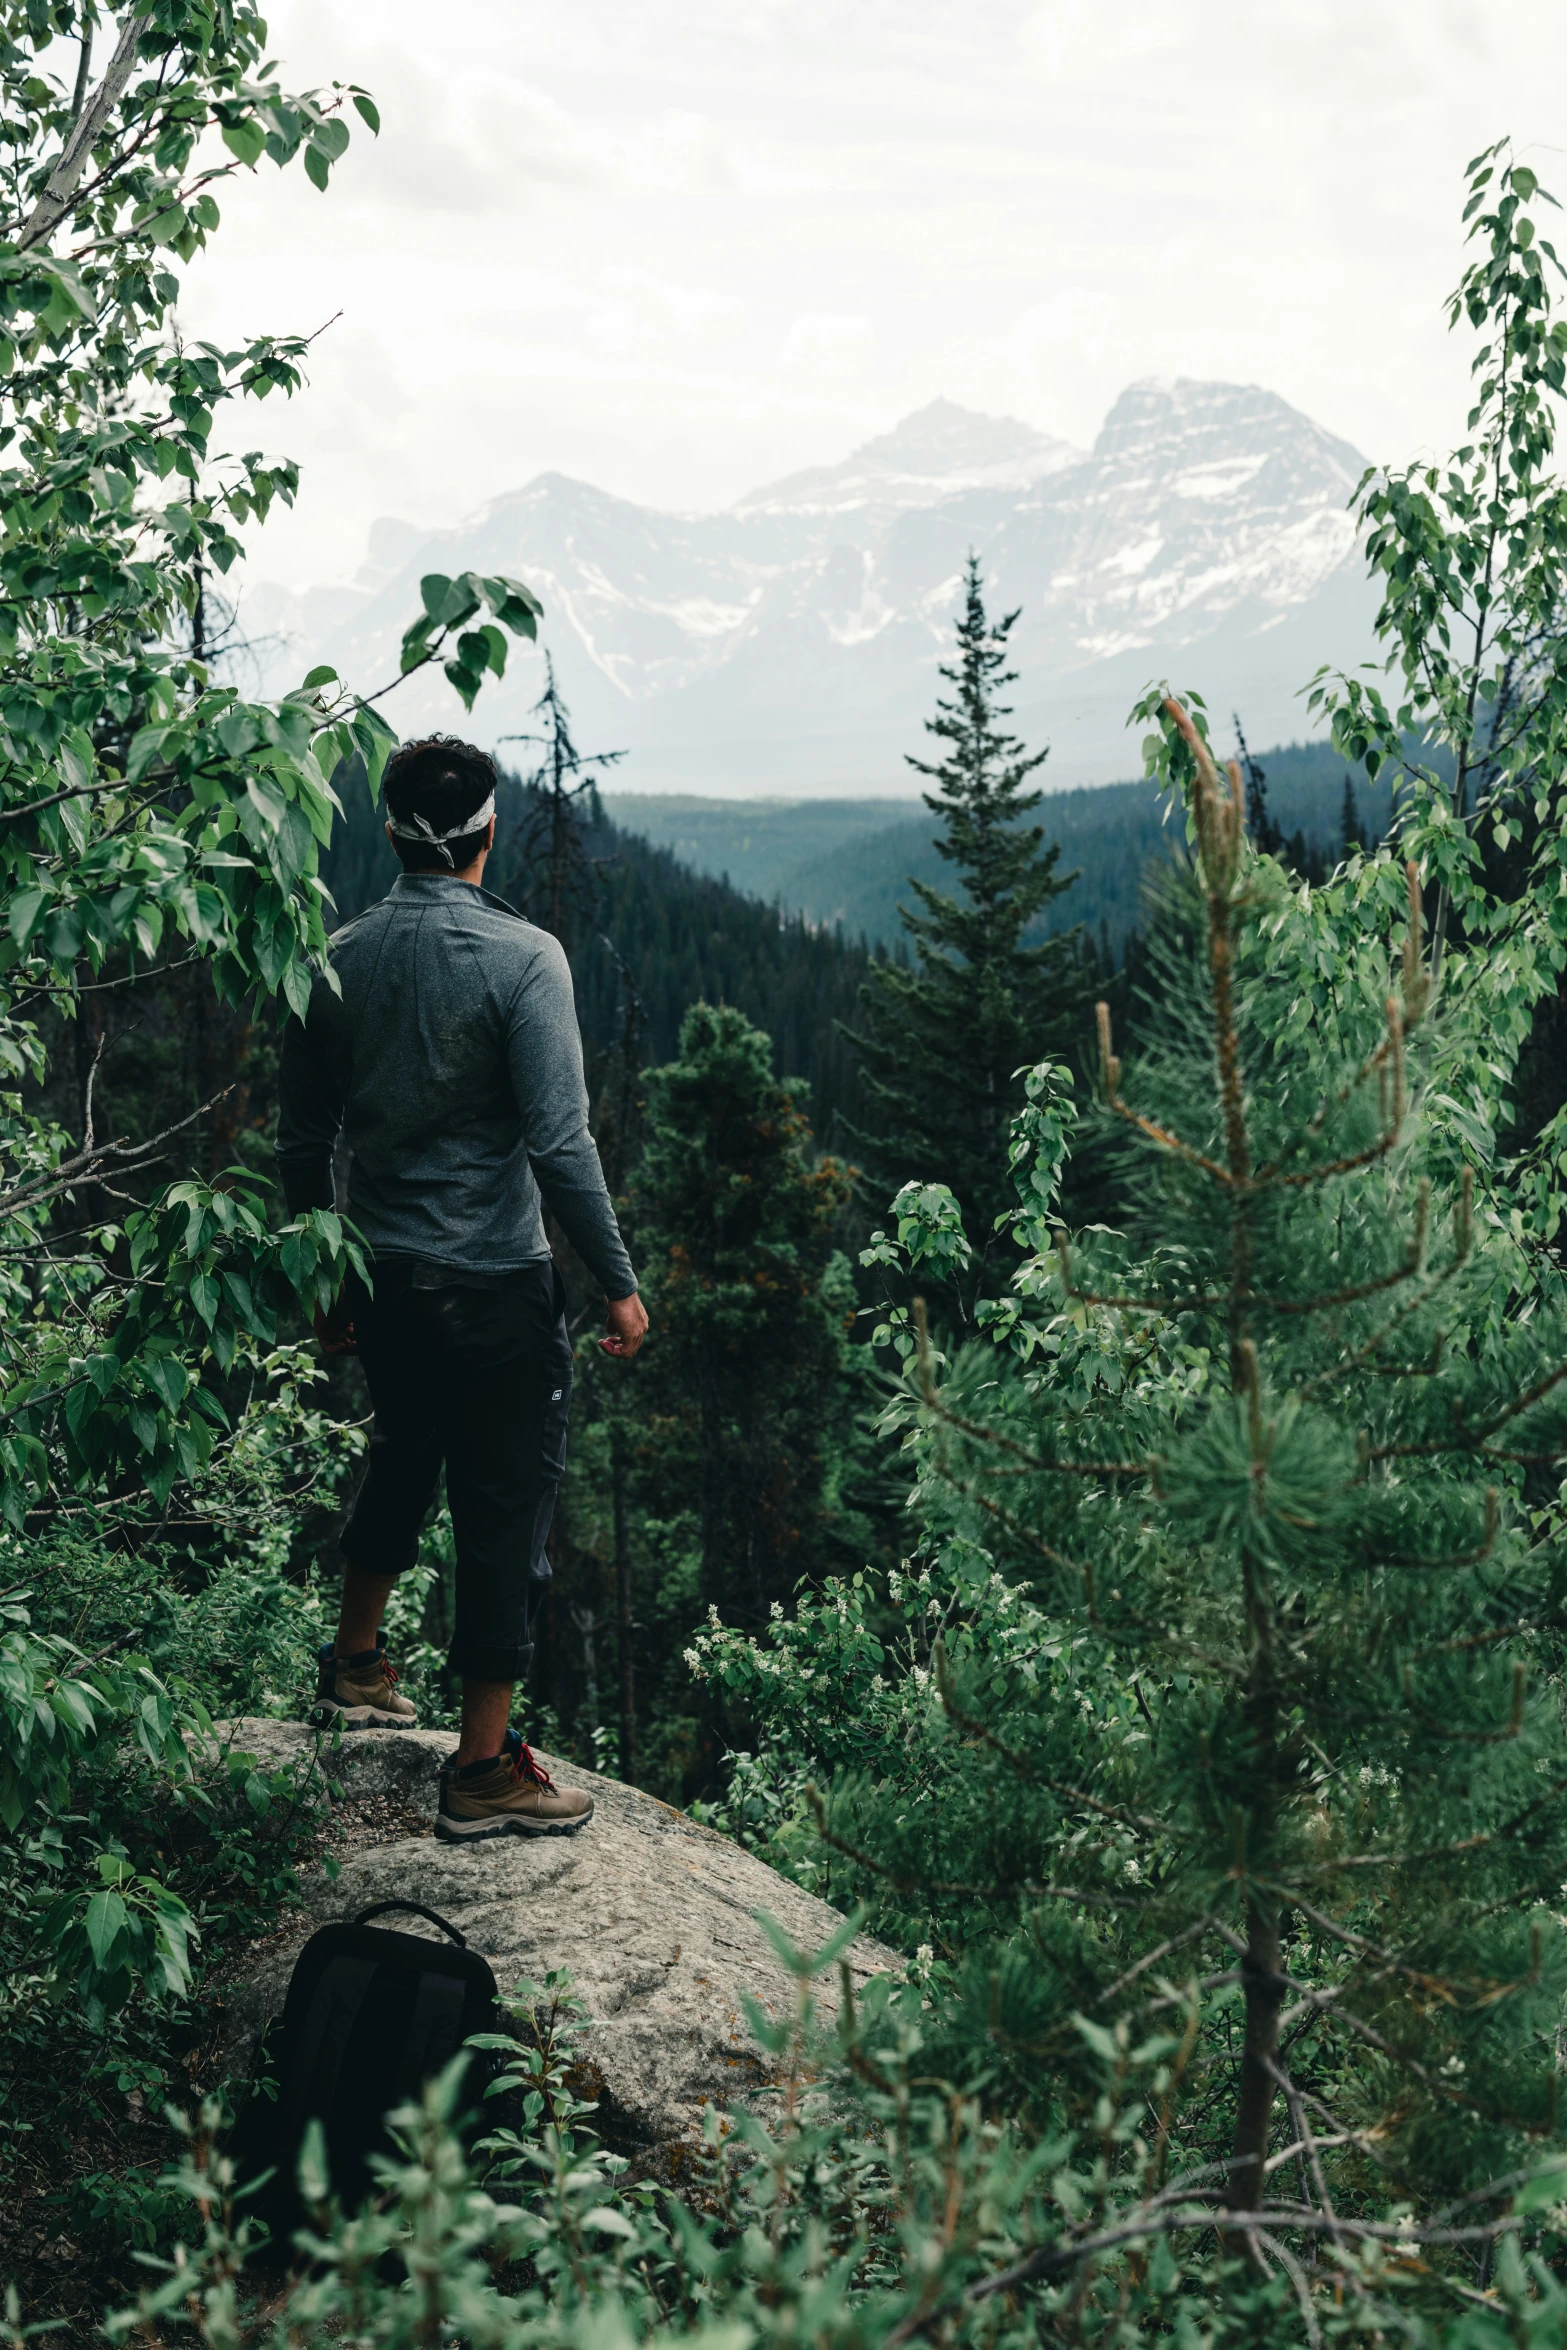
[1365,1486,1499,1573]
[801,1786,1138,1909]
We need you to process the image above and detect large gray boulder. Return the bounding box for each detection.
[216,1721,898,2159]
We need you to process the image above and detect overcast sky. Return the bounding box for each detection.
[177,0,1567,593]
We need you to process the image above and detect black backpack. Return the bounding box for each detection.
[232,1899,503,2234]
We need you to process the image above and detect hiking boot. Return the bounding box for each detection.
[312,1641,418,1730]
[435,1731,592,1842]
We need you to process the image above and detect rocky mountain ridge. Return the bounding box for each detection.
[241,381,1379,790]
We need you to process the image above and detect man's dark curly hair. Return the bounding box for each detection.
[383,735,498,871]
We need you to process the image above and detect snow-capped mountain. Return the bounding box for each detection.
[240,383,1378,792]
[735,395,1082,519]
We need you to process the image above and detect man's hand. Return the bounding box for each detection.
[314,1287,358,1355]
[600,1291,648,1360]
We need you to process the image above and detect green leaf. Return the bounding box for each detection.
[142,1357,188,1413]
[282,956,312,1022]
[8,888,46,947]
[83,1888,127,1968]
[351,91,381,134]
[1072,2013,1120,2065]
[221,118,267,167]
[579,2206,637,2237]
[301,664,338,690]
[303,144,330,193]
[1514,2156,1567,2214]
[420,573,480,629]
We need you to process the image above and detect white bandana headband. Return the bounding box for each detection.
[386,792,496,869]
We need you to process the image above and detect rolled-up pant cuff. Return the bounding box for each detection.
[341,1524,419,1577]
[447,1638,535,1686]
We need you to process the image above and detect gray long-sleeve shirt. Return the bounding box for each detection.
[275,873,636,1299]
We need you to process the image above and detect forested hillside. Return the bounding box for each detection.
[608,737,1397,951]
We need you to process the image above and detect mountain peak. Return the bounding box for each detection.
[736,397,1082,516]
[1093,377,1364,489]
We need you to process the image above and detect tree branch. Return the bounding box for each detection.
[17,12,154,251]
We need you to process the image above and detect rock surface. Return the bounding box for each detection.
[218,1721,897,2157]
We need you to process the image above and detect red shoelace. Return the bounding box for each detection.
[509,1740,557,1792]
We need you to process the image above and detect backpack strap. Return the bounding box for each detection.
[281,1952,380,2126]
[354,1899,467,1947]
[395,1968,471,2099]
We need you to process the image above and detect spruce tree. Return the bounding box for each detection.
[560,1002,884,1794]
[845,555,1083,1252]
[638,1004,859,1624]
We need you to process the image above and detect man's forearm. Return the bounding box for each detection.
[533,1146,637,1299]
[278,1153,337,1218]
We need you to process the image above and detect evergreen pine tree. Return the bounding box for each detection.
[844,555,1083,1252]
[1341,768,1366,854]
[565,1002,886,1794]
[639,1003,859,1625]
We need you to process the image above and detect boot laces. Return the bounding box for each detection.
[509,1741,556,1793]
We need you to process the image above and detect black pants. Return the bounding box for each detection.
[340,1261,572,1685]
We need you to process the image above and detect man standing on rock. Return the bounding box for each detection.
[276,733,647,1844]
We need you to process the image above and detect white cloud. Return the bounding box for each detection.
[778,312,875,371]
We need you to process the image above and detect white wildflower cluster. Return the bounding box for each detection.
[684,1624,717,1680]
[770,1601,783,1621]
[901,1940,938,1993]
